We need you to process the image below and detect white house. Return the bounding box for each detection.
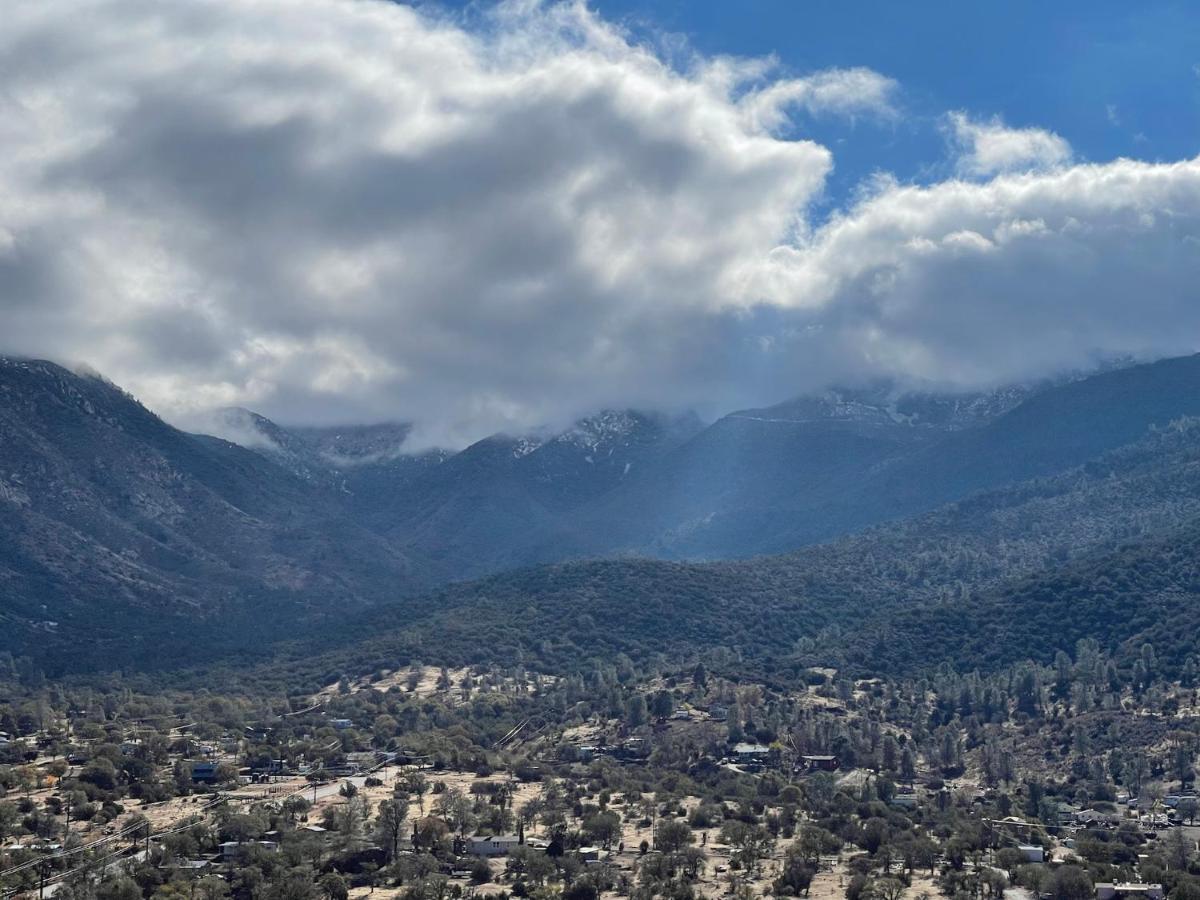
[466,835,522,857]
[1017,845,1044,863]
[1096,885,1163,900]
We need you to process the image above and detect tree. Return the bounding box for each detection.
[845,874,870,900]
[376,797,410,861]
[434,787,474,836]
[995,848,1028,876]
[583,811,622,850]
[875,877,907,900]
[283,795,311,824]
[859,818,889,855]
[96,875,142,900]
[337,795,369,851]
[195,877,231,900]
[1051,866,1093,900]
[626,695,648,727]
[899,747,917,783]
[318,873,349,900]
[775,846,816,896]
[1166,827,1194,871]
[650,691,675,720]
[1178,798,1199,826]
[405,772,429,813]
[795,824,839,867]
[0,802,18,842]
[720,821,773,874]
[470,857,493,885]
[656,818,693,854]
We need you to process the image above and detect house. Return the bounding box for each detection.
[191,762,220,784]
[800,755,840,772]
[220,841,280,861]
[466,835,522,857]
[330,719,354,730]
[891,790,919,808]
[733,743,771,761]
[1018,845,1044,863]
[1096,885,1164,900]
[1074,808,1122,827]
[612,737,649,760]
[732,743,780,770]
[670,707,692,721]
[708,706,729,722]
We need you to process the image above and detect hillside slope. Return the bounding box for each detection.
[572,355,1200,559]
[0,359,431,670]
[267,418,1200,688]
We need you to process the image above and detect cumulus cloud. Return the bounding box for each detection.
[947,112,1072,176]
[1,0,1198,448]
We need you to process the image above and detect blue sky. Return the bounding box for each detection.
[437,0,1200,208]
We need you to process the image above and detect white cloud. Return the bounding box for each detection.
[737,65,899,133]
[1,0,1199,448]
[947,112,1072,176]
[754,157,1200,388]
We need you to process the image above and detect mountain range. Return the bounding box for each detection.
[6,352,1200,673]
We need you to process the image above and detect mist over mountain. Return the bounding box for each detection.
[6,351,1200,674]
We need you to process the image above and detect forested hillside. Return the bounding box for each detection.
[8,355,1200,677]
[257,418,1200,692]
[0,359,434,669]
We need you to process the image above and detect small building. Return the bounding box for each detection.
[891,790,919,808]
[220,841,279,861]
[733,743,771,761]
[612,737,649,760]
[330,718,354,730]
[466,835,522,857]
[800,755,840,772]
[708,706,729,722]
[1017,845,1044,863]
[191,762,220,784]
[732,743,781,770]
[1096,885,1164,900]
